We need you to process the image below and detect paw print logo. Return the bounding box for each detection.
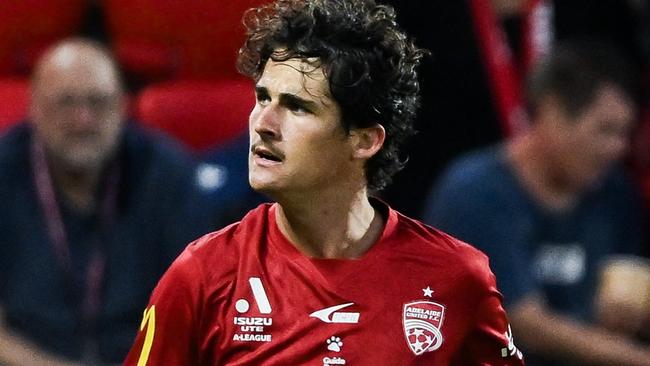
[326,336,343,352]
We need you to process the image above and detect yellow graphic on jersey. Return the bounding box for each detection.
[137,305,156,366]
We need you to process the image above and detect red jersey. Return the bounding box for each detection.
[125,202,524,365]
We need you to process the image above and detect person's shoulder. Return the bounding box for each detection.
[439,144,507,189]
[598,164,641,196]
[394,212,493,282]
[123,122,195,167]
[426,144,521,216]
[585,165,644,219]
[0,122,30,158]
[0,123,31,178]
[179,203,274,273]
[121,123,202,190]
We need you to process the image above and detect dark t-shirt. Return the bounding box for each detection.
[0,123,219,363]
[423,145,644,365]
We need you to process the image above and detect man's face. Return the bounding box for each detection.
[248,58,356,197]
[550,84,634,189]
[30,50,124,172]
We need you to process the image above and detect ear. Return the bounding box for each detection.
[349,124,386,160]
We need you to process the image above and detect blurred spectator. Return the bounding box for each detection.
[382,0,647,218]
[0,38,216,365]
[424,40,649,365]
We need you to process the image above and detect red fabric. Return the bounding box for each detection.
[104,0,271,81]
[0,78,29,133]
[468,0,529,138]
[125,203,524,365]
[113,41,179,84]
[0,0,87,76]
[134,79,254,151]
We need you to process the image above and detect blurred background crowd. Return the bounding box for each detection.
[0,0,648,365]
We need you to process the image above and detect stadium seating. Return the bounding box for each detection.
[0,78,29,133]
[134,79,254,151]
[0,0,87,76]
[104,0,270,83]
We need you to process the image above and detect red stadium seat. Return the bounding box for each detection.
[103,0,271,83]
[0,0,87,76]
[0,78,30,133]
[135,79,254,151]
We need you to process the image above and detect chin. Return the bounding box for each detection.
[61,150,107,172]
[251,183,283,203]
[249,176,278,194]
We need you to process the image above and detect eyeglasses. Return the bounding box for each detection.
[46,93,121,113]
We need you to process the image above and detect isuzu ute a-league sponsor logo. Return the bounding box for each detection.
[402,300,445,355]
[233,277,274,342]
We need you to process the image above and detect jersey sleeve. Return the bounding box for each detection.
[123,248,203,365]
[455,254,525,365]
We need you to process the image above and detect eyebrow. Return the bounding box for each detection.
[255,86,320,111]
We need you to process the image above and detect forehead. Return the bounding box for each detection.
[257,58,331,100]
[35,50,120,95]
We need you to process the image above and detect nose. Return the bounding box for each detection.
[251,103,281,140]
[70,102,96,130]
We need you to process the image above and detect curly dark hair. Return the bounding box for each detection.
[237,0,427,192]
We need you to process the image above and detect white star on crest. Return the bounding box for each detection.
[412,339,425,352]
[423,286,434,297]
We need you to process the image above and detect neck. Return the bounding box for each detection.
[274,186,384,259]
[507,133,580,212]
[48,160,103,213]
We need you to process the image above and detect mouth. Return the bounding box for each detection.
[252,144,284,163]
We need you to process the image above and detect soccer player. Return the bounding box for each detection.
[125,0,524,364]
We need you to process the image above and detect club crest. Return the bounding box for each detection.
[402,301,445,355]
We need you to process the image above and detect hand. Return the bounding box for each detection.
[594,256,650,337]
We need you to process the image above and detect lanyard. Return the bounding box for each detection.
[521,0,553,77]
[30,138,120,332]
[469,0,552,137]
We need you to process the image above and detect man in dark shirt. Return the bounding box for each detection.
[0,38,215,365]
[425,41,650,365]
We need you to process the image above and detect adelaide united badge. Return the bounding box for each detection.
[402,300,445,355]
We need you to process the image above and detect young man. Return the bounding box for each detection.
[126,0,524,364]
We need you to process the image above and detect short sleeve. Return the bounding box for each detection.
[460,287,525,365]
[124,249,203,366]
[454,256,525,365]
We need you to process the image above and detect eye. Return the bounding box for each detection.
[286,100,311,115]
[55,94,76,109]
[256,92,271,106]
